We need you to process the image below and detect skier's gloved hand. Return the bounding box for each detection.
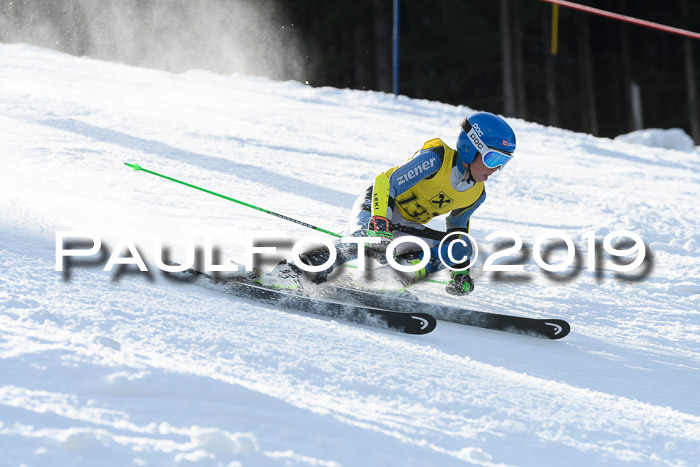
[446,269,474,296]
[366,216,392,239]
[366,216,393,253]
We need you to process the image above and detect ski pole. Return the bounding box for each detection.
[124,162,343,238]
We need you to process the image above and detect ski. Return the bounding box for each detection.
[162,267,437,335]
[318,285,570,339]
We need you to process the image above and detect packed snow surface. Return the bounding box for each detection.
[615,128,697,153]
[1,43,699,466]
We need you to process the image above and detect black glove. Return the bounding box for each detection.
[366,216,392,239]
[365,216,392,252]
[445,269,474,296]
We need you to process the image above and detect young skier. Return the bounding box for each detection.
[263,111,516,296]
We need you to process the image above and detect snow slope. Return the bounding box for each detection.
[1,43,700,466]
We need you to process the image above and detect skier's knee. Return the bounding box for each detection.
[447,239,472,264]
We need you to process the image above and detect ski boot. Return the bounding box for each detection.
[445,269,474,296]
[253,260,305,292]
[392,251,429,287]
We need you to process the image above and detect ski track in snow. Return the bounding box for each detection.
[1,43,700,466]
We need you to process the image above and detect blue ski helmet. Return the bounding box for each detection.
[456,112,516,165]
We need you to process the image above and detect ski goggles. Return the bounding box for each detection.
[481,148,513,170]
[462,121,514,170]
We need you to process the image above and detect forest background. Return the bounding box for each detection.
[2,0,699,142]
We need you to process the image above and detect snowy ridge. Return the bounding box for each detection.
[1,43,700,465]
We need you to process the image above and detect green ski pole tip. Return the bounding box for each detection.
[124,162,142,171]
